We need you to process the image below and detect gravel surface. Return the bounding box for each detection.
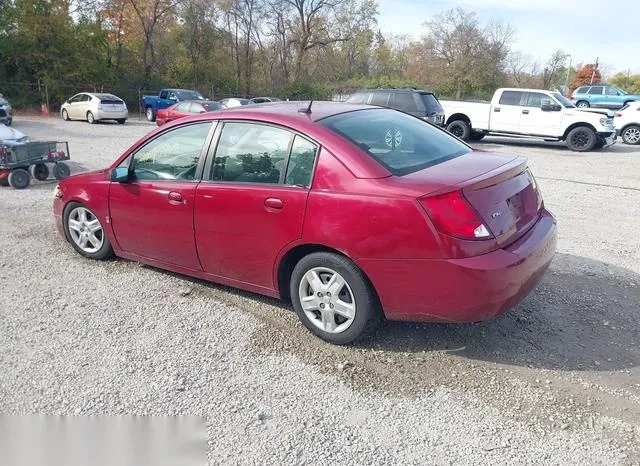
[1,117,639,464]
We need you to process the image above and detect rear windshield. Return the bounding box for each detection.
[420,93,443,115]
[319,108,470,176]
[96,94,124,104]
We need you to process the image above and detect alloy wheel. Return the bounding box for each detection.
[623,127,640,144]
[67,206,104,253]
[298,267,356,334]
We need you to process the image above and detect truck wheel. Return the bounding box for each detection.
[32,163,50,181]
[146,107,156,122]
[566,126,597,152]
[469,131,485,141]
[575,101,590,108]
[621,125,640,145]
[8,168,31,189]
[53,162,71,180]
[446,120,471,141]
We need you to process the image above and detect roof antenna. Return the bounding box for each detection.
[298,100,313,114]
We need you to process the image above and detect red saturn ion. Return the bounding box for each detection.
[53,102,556,344]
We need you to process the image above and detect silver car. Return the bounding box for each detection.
[0,93,12,126]
[60,92,128,124]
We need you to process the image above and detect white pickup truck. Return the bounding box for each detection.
[440,88,616,151]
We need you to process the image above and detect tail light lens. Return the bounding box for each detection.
[420,191,492,240]
[615,112,622,117]
[526,168,543,209]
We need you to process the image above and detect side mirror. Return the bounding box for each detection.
[199,110,206,113]
[541,103,561,112]
[109,167,129,182]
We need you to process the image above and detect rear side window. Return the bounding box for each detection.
[587,86,603,95]
[499,91,524,106]
[370,92,390,106]
[419,93,444,114]
[319,108,471,176]
[285,136,318,187]
[575,87,589,94]
[390,92,418,112]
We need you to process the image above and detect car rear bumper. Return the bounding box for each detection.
[357,210,557,323]
[95,109,128,120]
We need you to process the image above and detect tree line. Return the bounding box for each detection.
[0,0,634,110]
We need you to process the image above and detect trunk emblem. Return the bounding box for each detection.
[491,211,502,218]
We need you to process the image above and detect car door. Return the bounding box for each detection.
[109,121,215,269]
[490,90,523,133]
[172,102,192,121]
[603,86,623,109]
[67,94,84,119]
[194,121,318,290]
[587,86,604,107]
[518,92,563,136]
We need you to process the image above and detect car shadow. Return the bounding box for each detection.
[363,253,639,372]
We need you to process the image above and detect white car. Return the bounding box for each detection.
[220,98,250,108]
[0,123,29,146]
[441,88,616,151]
[614,101,640,145]
[60,92,128,124]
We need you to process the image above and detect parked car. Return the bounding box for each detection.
[220,98,250,108]
[441,88,616,151]
[614,101,640,145]
[141,89,205,122]
[156,100,224,126]
[570,84,640,109]
[53,102,556,344]
[0,93,13,126]
[345,88,445,126]
[61,93,128,124]
[0,123,29,146]
[249,97,282,104]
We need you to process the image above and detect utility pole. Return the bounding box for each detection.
[564,55,572,96]
[590,57,599,84]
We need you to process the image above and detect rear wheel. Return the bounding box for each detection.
[8,168,31,189]
[576,100,590,108]
[87,111,96,124]
[290,252,381,345]
[146,107,155,122]
[53,162,71,180]
[446,119,471,141]
[63,202,114,259]
[621,125,640,145]
[32,163,49,181]
[117,119,126,125]
[566,126,597,152]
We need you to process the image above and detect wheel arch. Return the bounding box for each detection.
[445,113,471,126]
[562,122,598,141]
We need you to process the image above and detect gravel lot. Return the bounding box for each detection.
[1,116,639,464]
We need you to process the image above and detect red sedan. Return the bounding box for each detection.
[53,102,556,344]
[155,100,223,126]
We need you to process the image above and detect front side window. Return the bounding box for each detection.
[499,91,524,106]
[69,94,82,103]
[524,92,556,108]
[130,122,212,181]
[284,136,318,186]
[588,86,603,95]
[319,108,471,176]
[212,122,293,184]
[605,87,618,96]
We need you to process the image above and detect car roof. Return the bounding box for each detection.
[357,88,435,94]
[214,101,372,121]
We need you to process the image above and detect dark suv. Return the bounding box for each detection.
[345,88,445,126]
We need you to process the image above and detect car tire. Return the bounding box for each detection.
[446,120,471,141]
[61,109,70,121]
[86,111,96,124]
[146,107,156,122]
[290,252,381,345]
[575,100,590,108]
[117,119,126,125]
[566,126,597,152]
[621,125,640,145]
[469,131,485,141]
[53,162,71,180]
[32,163,49,181]
[8,168,31,189]
[63,202,114,260]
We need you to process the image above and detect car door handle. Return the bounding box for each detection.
[264,197,284,210]
[522,109,529,114]
[168,191,184,204]
[494,108,501,112]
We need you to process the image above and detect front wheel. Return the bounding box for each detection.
[290,252,381,345]
[566,126,597,152]
[446,120,471,141]
[145,107,156,122]
[63,202,114,260]
[621,125,640,145]
[61,109,70,121]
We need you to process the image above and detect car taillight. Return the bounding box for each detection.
[615,112,622,117]
[420,191,492,240]
[526,168,543,209]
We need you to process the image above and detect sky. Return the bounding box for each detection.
[377,0,640,76]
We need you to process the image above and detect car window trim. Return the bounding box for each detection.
[124,121,217,183]
[201,119,320,188]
